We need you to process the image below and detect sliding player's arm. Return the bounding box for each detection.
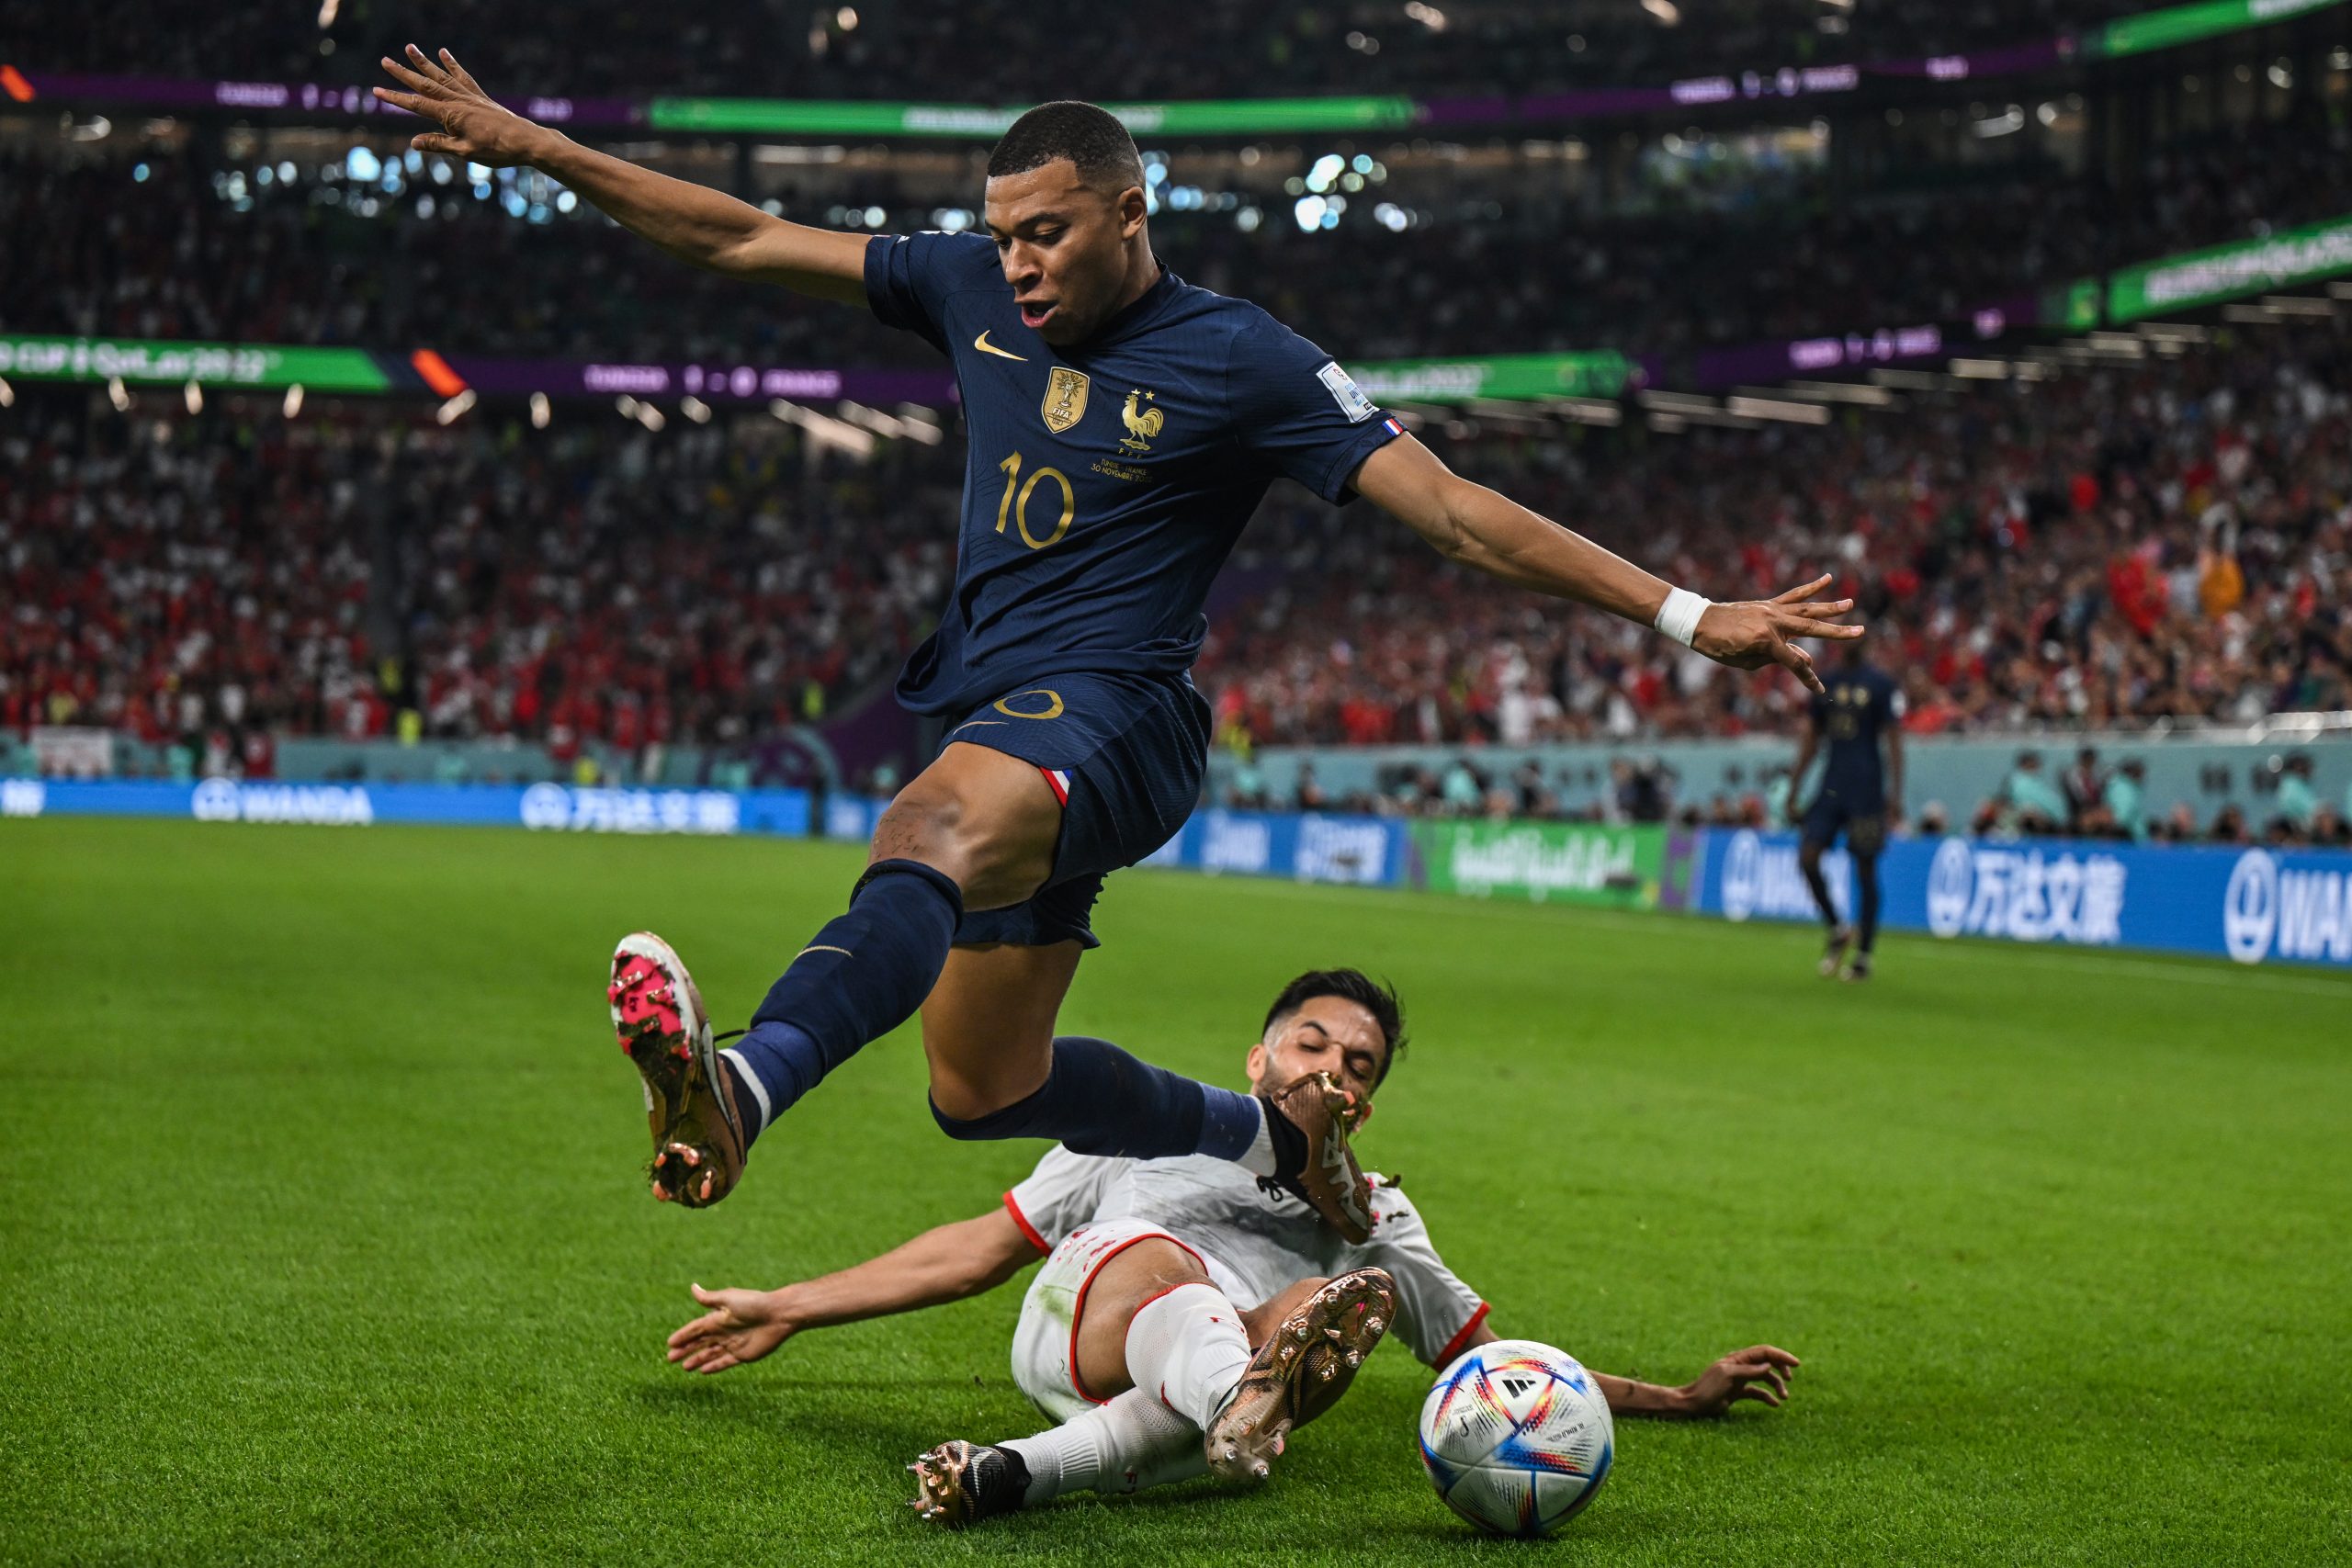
[1351,434,1860,695]
[374,45,867,300]
[664,1208,1036,1375]
[1449,1319,1800,1419]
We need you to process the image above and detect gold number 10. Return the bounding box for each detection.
[994,452,1076,550]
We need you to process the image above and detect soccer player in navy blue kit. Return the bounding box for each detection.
[1787,646,1905,981]
[379,51,1862,1237]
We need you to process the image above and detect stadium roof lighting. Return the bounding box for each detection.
[1780,380,1895,407]
[107,376,130,412]
[1868,369,1957,391]
[2259,295,2335,317]
[2086,332,2147,355]
[434,389,475,424]
[1404,2,1448,30]
[1538,397,1623,426]
[528,391,550,428]
[2133,321,2210,341]
[1635,389,1718,412]
[1641,0,1682,26]
[769,397,876,457]
[2222,302,2281,322]
[841,400,916,438]
[0,375,13,409]
[282,384,303,418]
[680,395,713,423]
[635,402,666,431]
[1725,396,1829,424]
[1949,358,2011,378]
[183,379,203,413]
[895,403,947,444]
[2330,282,2352,300]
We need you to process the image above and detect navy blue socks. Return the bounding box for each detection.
[930,1034,1263,1161]
[718,863,1265,1166]
[721,859,963,1144]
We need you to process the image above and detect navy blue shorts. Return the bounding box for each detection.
[938,671,1209,949]
[1801,793,1887,855]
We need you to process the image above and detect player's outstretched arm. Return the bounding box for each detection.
[1351,434,1860,694]
[373,45,867,299]
[1446,1320,1798,1417]
[665,1208,1037,1374]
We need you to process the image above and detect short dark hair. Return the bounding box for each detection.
[1262,970,1408,1088]
[986,100,1145,194]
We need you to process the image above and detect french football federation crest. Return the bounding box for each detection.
[1119,389,1163,454]
[1042,367,1091,434]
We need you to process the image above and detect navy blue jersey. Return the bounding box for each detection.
[1808,663,1903,811]
[864,231,1404,716]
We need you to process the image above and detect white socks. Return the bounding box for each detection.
[1235,1100,1279,1179]
[1121,1282,1255,1429]
[1001,1390,1204,1502]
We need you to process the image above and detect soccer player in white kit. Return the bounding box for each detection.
[664,971,1800,1525]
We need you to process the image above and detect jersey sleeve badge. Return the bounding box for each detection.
[1316,361,1378,423]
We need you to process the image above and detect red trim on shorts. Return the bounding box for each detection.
[1039,766,1069,806]
[1434,1302,1491,1369]
[1069,1230,1207,1406]
[1002,1192,1050,1255]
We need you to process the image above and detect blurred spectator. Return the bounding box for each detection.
[2063,747,2106,831]
[2100,759,2148,842]
[1978,751,2069,836]
[2271,753,2319,836]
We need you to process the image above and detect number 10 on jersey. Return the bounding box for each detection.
[995,452,1075,550]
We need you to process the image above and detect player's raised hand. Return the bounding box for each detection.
[373,44,548,167]
[1675,1345,1801,1417]
[1692,575,1863,695]
[666,1282,798,1374]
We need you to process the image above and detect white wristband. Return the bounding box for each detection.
[1654,586,1713,648]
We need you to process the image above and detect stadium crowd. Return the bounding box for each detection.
[1197,322,2352,756]
[10,0,2161,104]
[1226,743,2348,847]
[5,321,2346,795]
[0,397,953,764]
[7,115,2348,367]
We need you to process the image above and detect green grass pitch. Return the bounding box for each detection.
[4,818,2348,1565]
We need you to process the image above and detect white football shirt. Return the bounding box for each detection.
[1004,1149,1489,1369]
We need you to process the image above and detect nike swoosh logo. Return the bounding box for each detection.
[973,332,1028,361]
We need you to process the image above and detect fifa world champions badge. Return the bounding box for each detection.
[1042,367,1090,433]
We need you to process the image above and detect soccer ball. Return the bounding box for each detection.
[1418,1338,1614,1537]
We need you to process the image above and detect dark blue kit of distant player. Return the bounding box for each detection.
[1801,664,1899,854]
[865,231,1401,944]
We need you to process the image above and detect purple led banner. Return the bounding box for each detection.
[10,71,639,126]
[441,356,956,405]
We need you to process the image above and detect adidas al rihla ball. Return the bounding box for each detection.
[1418,1338,1614,1537]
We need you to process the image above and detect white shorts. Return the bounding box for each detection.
[1011,1219,1213,1424]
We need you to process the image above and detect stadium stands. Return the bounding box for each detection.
[6,0,2162,102]
[3,2,2346,846]
[8,117,2348,364]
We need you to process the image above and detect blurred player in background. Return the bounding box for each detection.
[375,48,1861,1232]
[1788,644,1905,981]
[661,971,1800,1524]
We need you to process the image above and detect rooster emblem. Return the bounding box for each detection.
[1120,389,1163,453]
